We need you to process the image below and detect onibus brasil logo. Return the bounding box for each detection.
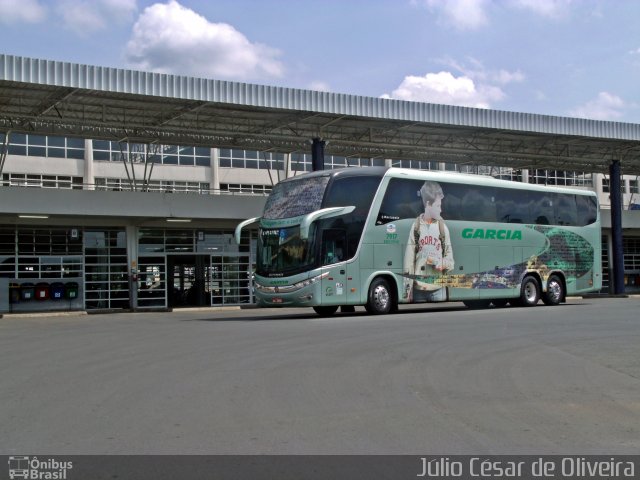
[8,456,73,479]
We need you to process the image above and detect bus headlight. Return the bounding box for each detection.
[292,272,329,290]
[254,272,329,294]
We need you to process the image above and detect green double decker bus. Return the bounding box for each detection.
[235,167,601,315]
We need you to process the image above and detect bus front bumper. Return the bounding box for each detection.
[254,273,327,307]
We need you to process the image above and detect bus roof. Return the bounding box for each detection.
[280,166,389,183]
[383,167,597,198]
[279,166,596,198]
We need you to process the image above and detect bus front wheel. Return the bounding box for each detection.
[313,306,338,317]
[365,278,393,315]
[542,274,564,306]
[519,276,540,307]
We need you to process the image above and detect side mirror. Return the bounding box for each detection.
[234,217,261,244]
[299,206,355,239]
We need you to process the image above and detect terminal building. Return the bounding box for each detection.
[0,54,639,313]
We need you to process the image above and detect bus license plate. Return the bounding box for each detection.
[272,297,283,304]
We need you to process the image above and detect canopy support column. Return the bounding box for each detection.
[311,138,325,171]
[609,160,625,294]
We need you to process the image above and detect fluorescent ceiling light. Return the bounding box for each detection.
[166,218,191,222]
[19,214,49,219]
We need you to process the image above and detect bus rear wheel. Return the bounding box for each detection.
[518,276,540,307]
[365,278,393,315]
[313,306,338,317]
[542,274,564,306]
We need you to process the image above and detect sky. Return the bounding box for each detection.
[0,0,639,123]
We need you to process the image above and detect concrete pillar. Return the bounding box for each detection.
[609,160,625,294]
[285,153,293,179]
[210,147,220,194]
[521,169,529,184]
[84,138,95,190]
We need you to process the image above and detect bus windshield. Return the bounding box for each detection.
[263,175,330,219]
[257,225,316,276]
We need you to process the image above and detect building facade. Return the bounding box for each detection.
[1,132,639,314]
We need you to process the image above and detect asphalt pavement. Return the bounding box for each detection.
[1,298,639,455]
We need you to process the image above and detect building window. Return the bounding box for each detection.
[530,169,593,187]
[94,177,210,194]
[391,159,440,171]
[219,184,272,195]
[601,178,625,194]
[92,141,209,166]
[290,153,312,172]
[218,149,285,170]
[7,133,84,159]
[2,173,83,189]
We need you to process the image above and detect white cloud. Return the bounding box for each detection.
[125,1,284,81]
[381,71,504,108]
[569,92,626,121]
[309,81,330,92]
[421,0,572,29]
[424,0,489,30]
[384,58,524,108]
[440,57,525,85]
[493,69,526,85]
[0,0,46,23]
[57,0,137,34]
[513,0,572,18]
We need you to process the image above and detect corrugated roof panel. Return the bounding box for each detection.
[1,53,640,141]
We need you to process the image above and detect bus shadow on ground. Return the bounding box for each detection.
[184,303,500,322]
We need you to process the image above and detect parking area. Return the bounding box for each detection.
[1,298,639,454]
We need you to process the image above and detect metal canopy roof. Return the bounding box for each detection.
[1,54,640,174]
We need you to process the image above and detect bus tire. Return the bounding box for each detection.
[519,276,540,307]
[463,300,491,309]
[313,306,338,317]
[365,278,393,315]
[542,274,564,306]
[492,299,509,308]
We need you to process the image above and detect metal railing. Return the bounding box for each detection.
[0,180,271,196]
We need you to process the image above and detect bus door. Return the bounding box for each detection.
[320,229,347,305]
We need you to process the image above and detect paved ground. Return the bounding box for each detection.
[1,298,639,455]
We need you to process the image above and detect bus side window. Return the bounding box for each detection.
[461,186,497,222]
[554,193,578,226]
[440,183,463,220]
[576,194,598,226]
[495,188,532,224]
[530,191,554,225]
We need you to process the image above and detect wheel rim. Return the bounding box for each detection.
[548,279,562,302]
[373,285,390,311]
[524,281,537,303]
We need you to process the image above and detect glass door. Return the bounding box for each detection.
[210,255,252,305]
